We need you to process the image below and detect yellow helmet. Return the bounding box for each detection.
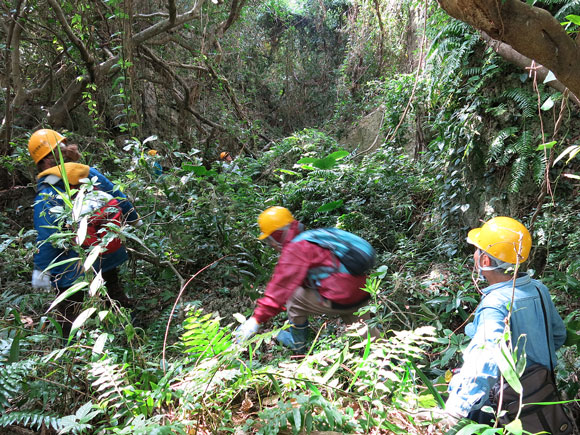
[258,206,294,240]
[28,129,65,164]
[467,216,532,264]
[220,151,230,160]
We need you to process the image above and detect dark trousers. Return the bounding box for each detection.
[55,268,128,337]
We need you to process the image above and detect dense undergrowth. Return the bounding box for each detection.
[1,1,580,434]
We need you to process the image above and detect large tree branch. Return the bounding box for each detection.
[132,0,202,45]
[47,0,96,80]
[437,0,580,99]
[480,32,580,108]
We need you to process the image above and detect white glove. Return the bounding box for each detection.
[32,269,52,289]
[233,317,260,343]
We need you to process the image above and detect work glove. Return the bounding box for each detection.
[32,269,51,290]
[233,317,260,343]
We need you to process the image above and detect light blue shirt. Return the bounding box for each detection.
[445,273,566,417]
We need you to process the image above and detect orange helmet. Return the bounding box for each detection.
[220,151,230,160]
[148,149,158,156]
[28,129,65,164]
[467,217,532,264]
[258,207,294,240]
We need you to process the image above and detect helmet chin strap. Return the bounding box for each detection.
[477,251,514,272]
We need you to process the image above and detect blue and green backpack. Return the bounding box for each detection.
[291,228,376,288]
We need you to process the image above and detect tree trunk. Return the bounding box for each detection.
[437,0,580,99]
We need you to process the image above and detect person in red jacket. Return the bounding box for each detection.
[234,206,378,353]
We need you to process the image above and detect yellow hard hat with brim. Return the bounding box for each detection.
[258,207,294,240]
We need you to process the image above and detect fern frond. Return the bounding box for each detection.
[502,88,536,118]
[0,340,11,365]
[147,305,181,351]
[0,410,62,431]
[488,127,519,163]
[0,360,36,408]
[531,153,547,185]
[463,66,482,76]
[89,358,132,419]
[512,129,534,157]
[509,156,530,193]
[181,309,233,361]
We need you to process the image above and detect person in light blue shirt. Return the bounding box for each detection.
[445,217,566,423]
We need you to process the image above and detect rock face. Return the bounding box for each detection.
[340,107,386,155]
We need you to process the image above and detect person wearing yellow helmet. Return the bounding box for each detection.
[29,129,141,338]
[443,217,566,430]
[219,151,233,162]
[234,206,378,353]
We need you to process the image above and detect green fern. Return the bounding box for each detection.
[512,128,535,157]
[0,410,63,431]
[0,360,35,408]
[488,127,519,163]
[90,358,134,419]
[509,157,529,192]
[502,88,537,118]
[146,304,182,352]
[531,152,547,186]
[181,309,233,360]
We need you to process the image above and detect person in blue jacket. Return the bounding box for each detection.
[29,129,140,336]
[443,217,566,426]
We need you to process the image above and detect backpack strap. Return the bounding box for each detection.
[535,286,556,384]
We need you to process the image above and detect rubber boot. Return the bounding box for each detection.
[275,322,309,354]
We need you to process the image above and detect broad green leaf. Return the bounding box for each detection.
[316,200,343,213]
[76,216,88,246]
[72,189,85,221]
[494,341,522,394]
[9,333,20,363]
[47,282,88,312]
[296,157,317,164]
[233,313,246,323]
[92,333,108,355]
[84,245,102,271]
[456,423,494,435]
[292,407,301,430]
[540,96,554,111]
[276,169,299,176]
[536,141,556,151]
[89,271,104,297]
[312,156,338,169]
[45,257,80,272]
[553,145,580,165]
[328,150,349,160]
[563,173,580,180]
[305,380,321,396]
[69,307,97,340]
[565,14,580,25]
[543,70,556,84]
[505,418,522,434]
[413,361,445,408]
[143,135,158,144]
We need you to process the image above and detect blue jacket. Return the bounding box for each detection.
[33,163,139,289]
[446,273,567,416]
